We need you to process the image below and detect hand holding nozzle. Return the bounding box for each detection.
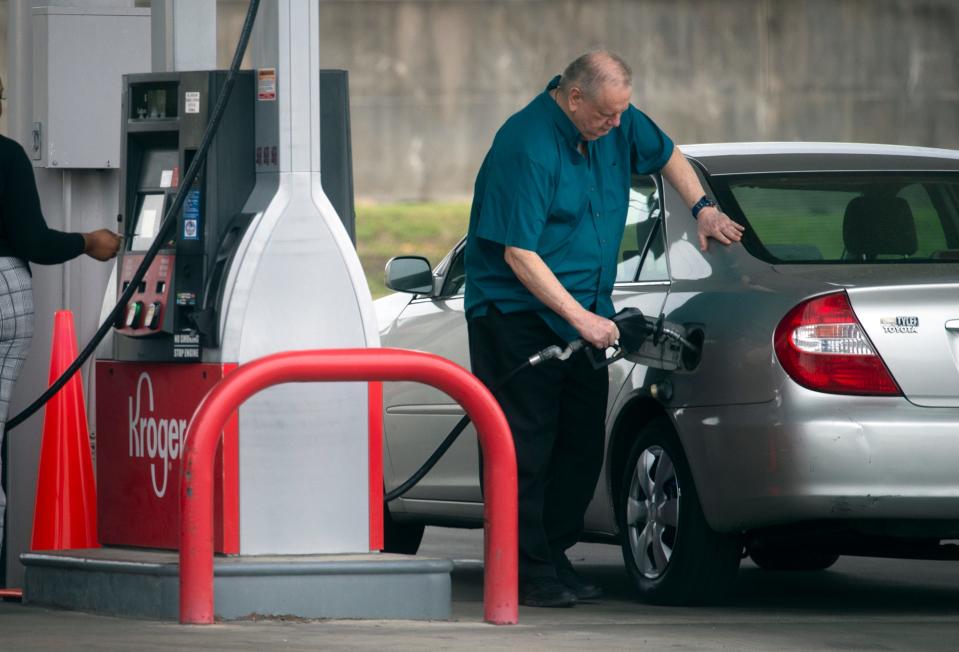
[572,309,620,350]
[82,229,122,261]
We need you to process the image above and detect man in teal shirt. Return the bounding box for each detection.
[465,50,743,607]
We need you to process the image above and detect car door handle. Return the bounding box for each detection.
[946,320,959,331]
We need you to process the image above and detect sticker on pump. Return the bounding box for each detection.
[185,91,200,114]
[183,189,201,240]
[159,169,173,188]
[257,68,276,101]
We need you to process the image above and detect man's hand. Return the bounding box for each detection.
[660,147,746,252]
[82,229,122,261]
[696,206,744,252]
[571,309,619,350]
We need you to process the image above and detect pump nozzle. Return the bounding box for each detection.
[582,308,696,372]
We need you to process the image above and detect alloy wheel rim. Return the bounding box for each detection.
[626,444,680,579]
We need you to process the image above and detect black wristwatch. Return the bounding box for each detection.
[691,195,717,219]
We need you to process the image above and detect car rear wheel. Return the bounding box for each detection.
[618,417,742,605]
[749,545,840,571]
[383,505,425,555]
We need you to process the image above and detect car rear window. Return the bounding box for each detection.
[712,172,959,263]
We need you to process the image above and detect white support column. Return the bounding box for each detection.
[251,0,321,175]
[151,0,216,72]
[221,0,379,555]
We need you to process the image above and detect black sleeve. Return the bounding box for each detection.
[1,140,85,264]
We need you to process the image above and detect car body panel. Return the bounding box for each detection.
[381,296,480,503]
[846,283,959,407]
[581,285,671,531]
[675,380,959,533]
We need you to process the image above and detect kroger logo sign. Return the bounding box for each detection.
[128,372,190,498]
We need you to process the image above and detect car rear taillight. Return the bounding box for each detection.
[774,291,901,396]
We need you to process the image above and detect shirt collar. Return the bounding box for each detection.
[540,75,582,149]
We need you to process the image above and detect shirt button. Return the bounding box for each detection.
[594,212,599,217]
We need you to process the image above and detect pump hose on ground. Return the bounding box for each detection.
[5,0,261,433]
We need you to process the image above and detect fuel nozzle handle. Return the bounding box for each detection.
[530,307,689,371]
[580,307,659,369]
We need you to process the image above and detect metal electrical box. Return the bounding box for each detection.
[31,5,151,168]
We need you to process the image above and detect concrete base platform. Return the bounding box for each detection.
[21,548,452,621]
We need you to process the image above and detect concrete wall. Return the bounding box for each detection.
[221,0,959,201]
[0,1,954,199]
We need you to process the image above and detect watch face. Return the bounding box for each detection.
[692,196,716,218]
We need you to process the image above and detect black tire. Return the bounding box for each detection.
[382,505,425,555]
[749,545,840,571]
[618,417,742,605]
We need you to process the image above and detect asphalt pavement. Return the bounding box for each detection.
[3,527,959,651]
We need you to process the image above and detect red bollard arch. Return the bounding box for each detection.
[178,348,518,625]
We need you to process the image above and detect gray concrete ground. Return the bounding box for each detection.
[3,526,959,651]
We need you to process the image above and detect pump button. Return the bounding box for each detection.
[124,301,143,329]
[144,302,162,330]
[155,281,166,294]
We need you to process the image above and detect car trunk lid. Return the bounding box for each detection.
[846,283,959,407]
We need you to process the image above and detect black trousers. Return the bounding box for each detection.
[468,306,607,579]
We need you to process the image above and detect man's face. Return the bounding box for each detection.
[569,82,632,141]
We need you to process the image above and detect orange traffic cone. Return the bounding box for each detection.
[30,310,99,550]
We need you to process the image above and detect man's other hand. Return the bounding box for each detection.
[696,206,744,252]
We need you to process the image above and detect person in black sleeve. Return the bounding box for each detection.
[0,75,121,587]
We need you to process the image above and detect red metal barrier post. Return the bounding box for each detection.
[179,348,518,625]
[367,381,384,551]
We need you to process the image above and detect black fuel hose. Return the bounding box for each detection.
[6,0,261,432]
[384,340,586,502]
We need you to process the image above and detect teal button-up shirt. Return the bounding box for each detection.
[464,76,674,342]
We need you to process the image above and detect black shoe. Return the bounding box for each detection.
[556,565,603,601]
[519,576,577,608]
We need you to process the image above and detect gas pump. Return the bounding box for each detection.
[114,71,255,362]
[95,71,254,552]
[94,65,376,556]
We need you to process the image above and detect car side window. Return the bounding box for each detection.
[441,245,467,296]
[616,176,668,283]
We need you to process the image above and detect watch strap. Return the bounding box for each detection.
[691,195,717,219]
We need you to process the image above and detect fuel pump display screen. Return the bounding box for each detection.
[132,193,165,250]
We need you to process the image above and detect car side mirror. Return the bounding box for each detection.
[385,256,434,295]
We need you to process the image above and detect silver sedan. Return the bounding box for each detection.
[375,142,959,604]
